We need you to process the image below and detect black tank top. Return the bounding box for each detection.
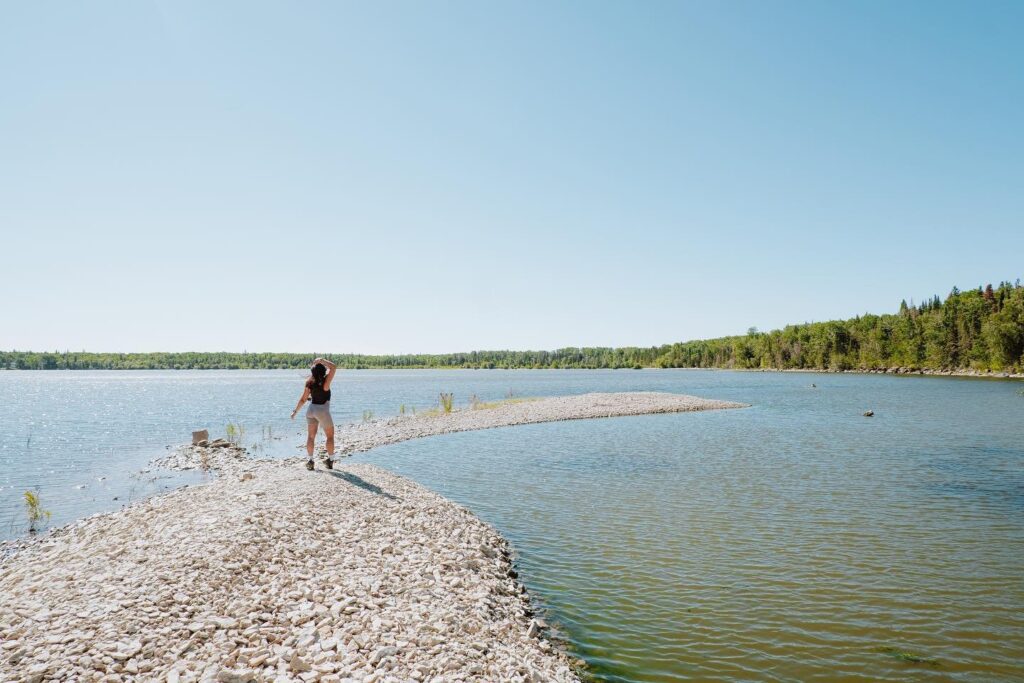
[309,382,331,405]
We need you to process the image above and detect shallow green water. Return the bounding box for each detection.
[356,372,1024,681]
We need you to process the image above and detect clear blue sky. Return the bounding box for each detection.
[1,1,1021,354]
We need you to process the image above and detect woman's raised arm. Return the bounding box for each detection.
[314,357,338,389]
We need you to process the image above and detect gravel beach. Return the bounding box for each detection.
[156,392,748,473]
[1,392,745,682]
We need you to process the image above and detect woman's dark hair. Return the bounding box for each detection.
[308,363,327,388]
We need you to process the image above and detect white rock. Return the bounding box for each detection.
[527,619,542,639]
[216,668,256,683]
[369,646,399,665]
[289,652,311,673]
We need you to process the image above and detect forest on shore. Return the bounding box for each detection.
[3,281,1023,373]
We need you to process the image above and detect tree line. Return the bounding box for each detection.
[3,280,1022,373]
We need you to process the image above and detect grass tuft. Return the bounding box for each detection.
[410,394,541,417]
[226,422,245,445]
[24,489,51,534]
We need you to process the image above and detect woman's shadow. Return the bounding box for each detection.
[324,470,398,500]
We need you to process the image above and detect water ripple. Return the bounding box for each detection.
[358,374,1024,682]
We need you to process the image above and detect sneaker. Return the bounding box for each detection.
[305,459,314,471]
[325,458,334,470]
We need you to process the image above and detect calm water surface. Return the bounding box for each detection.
[2,370,1022,681]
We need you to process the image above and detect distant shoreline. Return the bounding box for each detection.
[2,365,1021,380]
[735,367,1024,380]
[5,280,1023,375]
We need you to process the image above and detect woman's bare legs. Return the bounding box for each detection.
[324,423,335,461]
[305,418,334,469]
[306,420,317,458]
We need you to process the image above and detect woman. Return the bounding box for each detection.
[291,357,337,470]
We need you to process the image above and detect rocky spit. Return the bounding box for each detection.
[1,392,745,682]
[155,392,747,473]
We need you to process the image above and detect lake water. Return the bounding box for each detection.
[2,369,1022,681]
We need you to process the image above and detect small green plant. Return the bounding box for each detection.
[24,490,51,534]
[876,646,940,666]
[467,395,541,411]
[439,392,454,413]
[399,404,406,415]
[469,394,481,410]
[362,410,375,422]
[226,422,245,445]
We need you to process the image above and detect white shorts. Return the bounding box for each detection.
[306,402,333,429]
